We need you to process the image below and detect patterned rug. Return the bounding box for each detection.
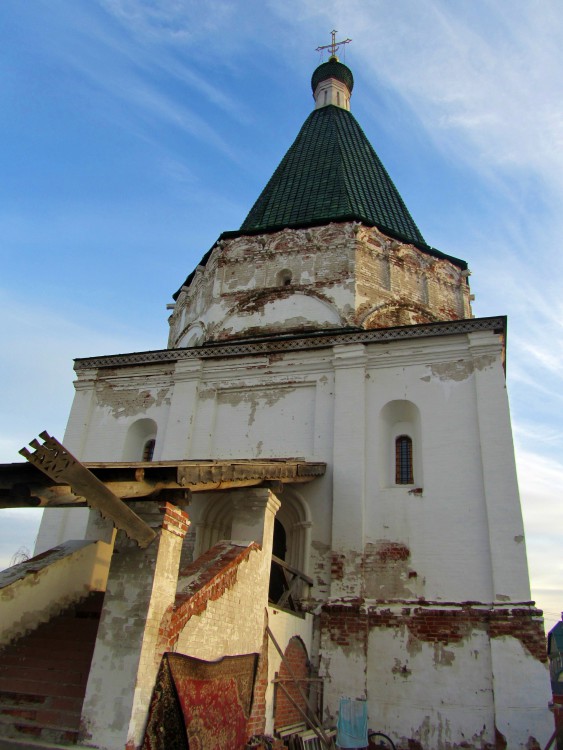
[142,652,258,750]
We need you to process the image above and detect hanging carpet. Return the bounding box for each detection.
[142,652,258,750]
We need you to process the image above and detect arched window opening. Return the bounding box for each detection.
[396,435,413,484]
[379,401,422,489]
[123,418,157,462]
[277,268,292,287]
[193,489,311,603]
[269,518,287,603]
[272,517,287,560]
[142,439,156,462]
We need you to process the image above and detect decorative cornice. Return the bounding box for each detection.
[74,316,506,371]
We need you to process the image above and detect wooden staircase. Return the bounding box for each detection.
[0,592,104,748]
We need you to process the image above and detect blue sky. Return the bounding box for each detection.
[1,1,562,631]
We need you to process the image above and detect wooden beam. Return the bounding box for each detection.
[20,433,156,548]
[271,554,314,585]
[0,459,326,508]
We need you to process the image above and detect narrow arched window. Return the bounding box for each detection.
[277,268,292,286]
[142,439,155,462]
[395,435,413,484]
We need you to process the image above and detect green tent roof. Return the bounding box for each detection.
[240,104,426,247]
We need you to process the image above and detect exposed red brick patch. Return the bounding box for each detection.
[494,726,507,749]
[274,637,311,730]
[320,602,368,657]
[364,302,439,330]
[159,502,190,538]
[321,602,547,663]
[247,623,269,737]
[331,552,345,580]
[488,608,547,663]
[552,696,563,749]
[373,542,410,563]
[362,542,413,599]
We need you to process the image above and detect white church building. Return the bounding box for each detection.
[0,48,553,750]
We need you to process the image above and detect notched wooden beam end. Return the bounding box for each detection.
[21,432,157,549]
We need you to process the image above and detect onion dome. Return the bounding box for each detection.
[311,56,354,95]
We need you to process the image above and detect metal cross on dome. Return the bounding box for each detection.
[316,29,352,59]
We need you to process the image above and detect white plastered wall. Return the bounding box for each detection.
[39,329,532,606]
[35,326,551,748]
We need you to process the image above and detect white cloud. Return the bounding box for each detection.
[99,0,236,44]
[0,290,159,463]
[26,0,248,162]
[0,509,43,572]
[266,0,563,203]
[2,0,561,634]
[517,447,563,631]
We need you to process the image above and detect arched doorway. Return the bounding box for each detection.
[274,637,311,730]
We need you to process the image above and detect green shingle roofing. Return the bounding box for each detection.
[240,104,426,247]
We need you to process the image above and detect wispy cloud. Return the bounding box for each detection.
[23,0,248,162]
[85,1,252,122]
[517,447,563,629]
[359,1,563,193]
[0,509,43,571]
[251,0,563,630]
[267,0,563,201]
[0,290,159,463]
[2,0,561,629]
[99,0,236,45]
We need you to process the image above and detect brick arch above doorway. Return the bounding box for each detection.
[274,636,311,730]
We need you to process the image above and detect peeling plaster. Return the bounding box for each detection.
[433,642,455,666]
[391,658,412,678]
[406,630,423,657]
[216,385,297,426]
[398,713,500,750]
[429,354,496,383]
[169,222,471,348]
[363,541,415,600]
[96,384,171,418]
